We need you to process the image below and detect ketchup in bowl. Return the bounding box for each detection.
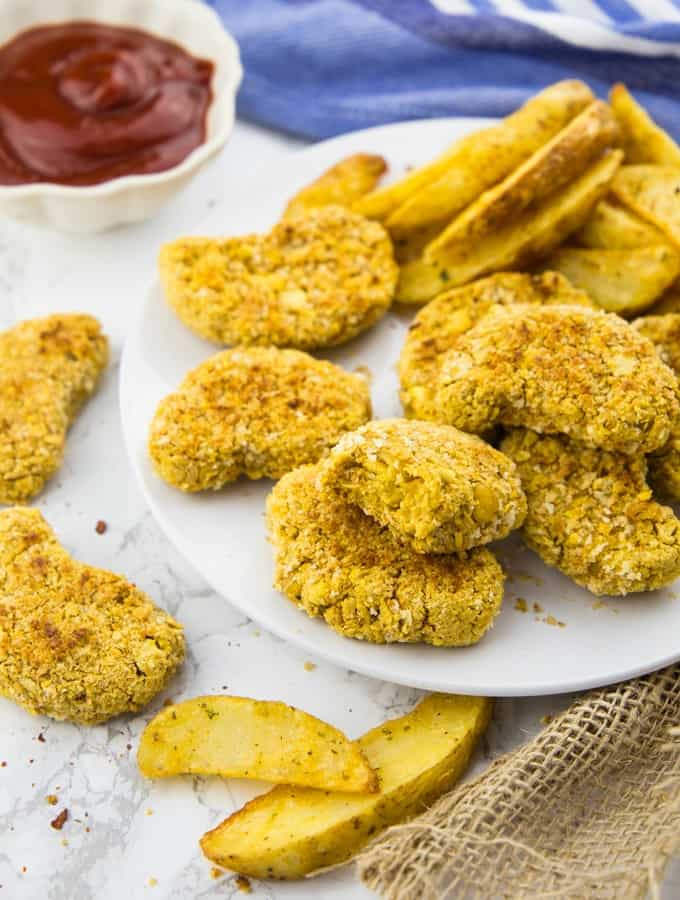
[0,22,214,186]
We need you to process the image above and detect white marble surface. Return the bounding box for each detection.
[0,121,678,900]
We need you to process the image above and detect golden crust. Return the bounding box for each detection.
[501,428,680,596]
[405,303,677,454]
[399,271,593,419]
[0,314,108,504]
[159,206,398,351]
[149,347,371,491]
[320,418,526,553]
[266,464,504,646]
[0,508,185,724]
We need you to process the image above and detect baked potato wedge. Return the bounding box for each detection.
[355,80,593,227]
[138,695,378,794]
[574,198,669,249]
[611,165,680,248]
[610,84,680,167]
[283,154,387,218]
[200,693,491,879]
[539,245,680,316]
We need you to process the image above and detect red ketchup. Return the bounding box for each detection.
[0,22,214,186]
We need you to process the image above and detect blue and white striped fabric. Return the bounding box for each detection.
[207,0,680,139]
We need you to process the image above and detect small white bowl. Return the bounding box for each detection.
[0,0,242,232]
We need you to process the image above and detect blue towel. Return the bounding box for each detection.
[207,0,680,140]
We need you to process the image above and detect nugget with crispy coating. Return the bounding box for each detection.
[0,314,108,504]
[399,272,592,419]
[404,304,678,454]
[320,419,526,553]
[160,206,397,351]
[149,347,371,491]
[267,464,504,646]
[0,507,185,723]
[501,428,680,595]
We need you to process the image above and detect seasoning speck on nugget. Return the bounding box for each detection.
[0,314,108,504]
[149,347,371,491]
[405,304,677,455]
[501,428,680,596]
[159,205,398,350]
[399,271,592,420]
[0,507,185,724]
[267,464,505,646]
[320,418,526,553]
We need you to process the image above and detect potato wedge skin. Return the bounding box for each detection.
[137,695,378,794]
[575,199,669,250]
[610,84,680,167]
[200,693,491,880]
[283,154,387,218]
[611,165,680,248]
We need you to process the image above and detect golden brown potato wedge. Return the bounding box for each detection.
[396,150,622,302]
[426,100,619,259]
[540,246,680,316]
[611,165,680,248]
[355,80,594,227]
[610,84,680,167]
[137,696,378,794]
[283,154,387,218]
[574,198,669,249]
[200,693,491,880]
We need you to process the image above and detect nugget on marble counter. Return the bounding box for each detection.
[149,347,371,491]
[320,418,526,553]
[0,507,185,724]
[0,314,108,504]
[160,206,398,350]
[501,428,680,595]
[267,463,504,646]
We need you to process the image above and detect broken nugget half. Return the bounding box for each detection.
[267,463,504,646]
[0,314,109,504]
[501,428,680,596]
[160,205,398,351]
[320,419,526,554]
[0,507,185,724]
[149,346,371,491]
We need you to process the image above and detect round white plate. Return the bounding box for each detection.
[121,118,680,696]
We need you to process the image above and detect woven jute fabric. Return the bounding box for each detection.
[358,665,680,900]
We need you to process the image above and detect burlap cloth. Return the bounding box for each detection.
[357,664,680,899]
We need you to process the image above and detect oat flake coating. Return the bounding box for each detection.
[267,464,505,646]
[410,304,677,454]
[501,428,680,596]
[0,508,185,724]
[159,205,398,350]
[0,314,108,504]
[399,271,592,420]
[320,418,526,553]
[149,347,371,491]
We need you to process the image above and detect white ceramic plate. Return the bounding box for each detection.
[121,118,680,696]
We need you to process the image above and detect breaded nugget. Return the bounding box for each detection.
[0,314,108,504]
[320,418,526,553]
[160,206,398,350]
[149,347,371,491]
[404,304,677,454]
[267,464,504,646]
[0,507,185,723]
[399,272,592,419]
[501,428,680,595]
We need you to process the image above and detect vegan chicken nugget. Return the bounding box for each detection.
[501,428,680,596]
[0,314,108,504]
[403,304,677,455]
[0,507,185,723]
[267,464,504,646]
[320,419,526,553]
[160,205,398,351]
[149,347,371,491]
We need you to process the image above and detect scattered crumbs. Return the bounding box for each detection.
[145,809,154,817]
[303,661,316,672]
[28,758,34,765]
[163,698,173,707]
[210,867,224,880]
[61,839,68,847]
[147,877,158,888]
[36,732,46,743]
[50,809,68,830]
[509,571,543,587]
[95,520,107,535]
[85,827,91,833]
[235,875,252,894]
[354,364,373,382]
[540,714,554,726]
[592,599,607,610]
[126,743,132,751]
[21,867,26,874]
[46,795,58,806]
[514,598,528,613]
[253,629,261,637]
[544,615,566,628]
[1,762,6,768]
[532,602,544,614]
